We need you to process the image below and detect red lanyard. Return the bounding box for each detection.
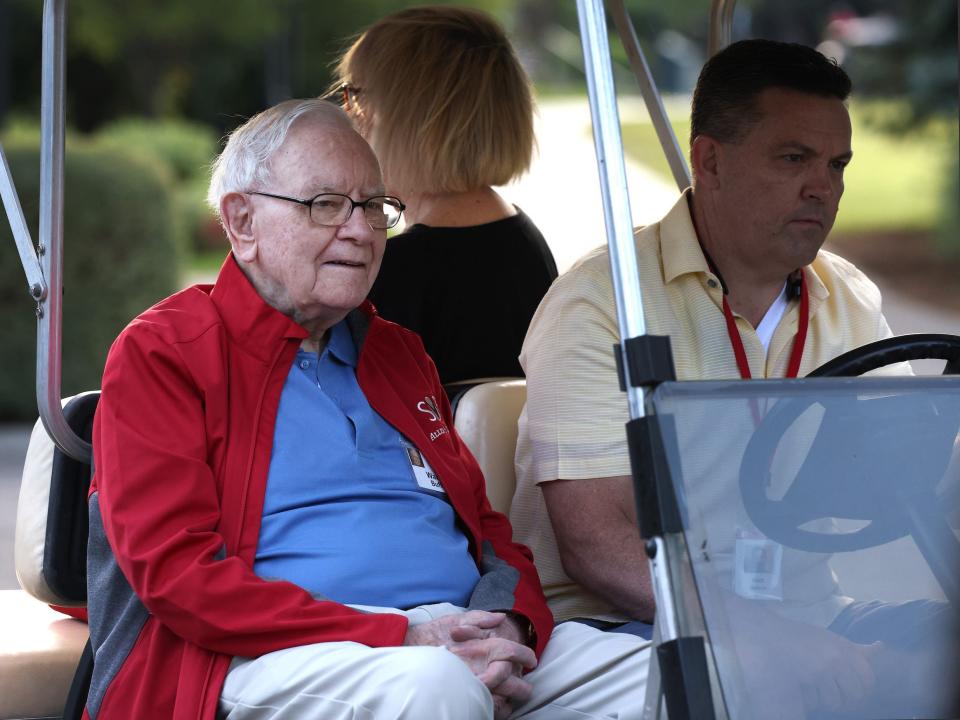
[721,272,809,380]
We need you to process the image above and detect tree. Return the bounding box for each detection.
[2,0,511,133]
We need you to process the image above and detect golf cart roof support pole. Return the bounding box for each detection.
[606,0,691,192]
[37,0,90,463]
[708,0,736,57]
[0,150,47,303]
[576,0,647,420]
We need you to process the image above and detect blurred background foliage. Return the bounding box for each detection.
[0,0,956,419]
[0,139,178,419]
[2,1,954,133]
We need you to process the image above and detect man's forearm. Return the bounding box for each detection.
[543,476,656,622]
[561,522,655,621]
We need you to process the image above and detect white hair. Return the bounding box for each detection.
[206,99,353,215]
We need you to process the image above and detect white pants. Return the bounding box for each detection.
[219,603,650,720]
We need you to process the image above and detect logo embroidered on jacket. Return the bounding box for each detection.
[416,395,442,422]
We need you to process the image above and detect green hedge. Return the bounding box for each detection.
[93,117,218,182]
[94,118,226,254]
[0,141,179,421]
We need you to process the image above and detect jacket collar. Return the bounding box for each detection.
[209,254,307,363]
[346,303,373,354]
[208,254,380,363]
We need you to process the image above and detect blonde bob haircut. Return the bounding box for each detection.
[337,6,535,194]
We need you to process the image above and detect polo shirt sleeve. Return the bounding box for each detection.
[520,252,633,483]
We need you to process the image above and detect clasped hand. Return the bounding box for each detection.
[403,610,537,719]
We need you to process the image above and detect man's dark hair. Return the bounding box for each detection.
[690,38,852,146]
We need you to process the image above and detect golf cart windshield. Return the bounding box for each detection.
[648,375,960,719]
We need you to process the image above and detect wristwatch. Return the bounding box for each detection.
[503,611,537,649]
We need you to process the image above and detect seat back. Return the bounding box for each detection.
[451,380,526,515]
[2,393,97,720]
[15,392,98,606]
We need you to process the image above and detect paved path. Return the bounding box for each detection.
[499,96,679,274]
[2,96,958,590]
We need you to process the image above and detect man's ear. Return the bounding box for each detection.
[221,192,257,262]
[690,135,722,190]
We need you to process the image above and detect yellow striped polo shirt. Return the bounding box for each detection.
[510,190,895,625]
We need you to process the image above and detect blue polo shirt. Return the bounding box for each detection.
[253,320,481,609]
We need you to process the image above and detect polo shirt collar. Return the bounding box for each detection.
[323,319,358,368]
[658,189,832,309]
[801,258,830,311]
[661,189,711,285]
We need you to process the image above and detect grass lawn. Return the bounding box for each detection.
[620,115,692,189]
[619,101,956,235]
[838,109,953,234]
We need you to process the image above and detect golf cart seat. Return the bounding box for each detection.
[1,393,97,720]
[449,379,527,516]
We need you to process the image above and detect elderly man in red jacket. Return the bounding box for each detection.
[86,98,648,720]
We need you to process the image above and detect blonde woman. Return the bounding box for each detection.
[337,6,557,384]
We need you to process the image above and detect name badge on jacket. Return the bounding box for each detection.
[401,437,445,493]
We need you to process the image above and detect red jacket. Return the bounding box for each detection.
[86,256,552,719]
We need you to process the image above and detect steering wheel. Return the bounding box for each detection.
[806,333,960,377]
[739,334,960,553]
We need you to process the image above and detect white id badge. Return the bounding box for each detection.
[734,528,783,600]
[402,439,445,493]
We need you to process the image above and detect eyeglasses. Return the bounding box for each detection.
[339,83,362,113]
[249,191,405,230]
